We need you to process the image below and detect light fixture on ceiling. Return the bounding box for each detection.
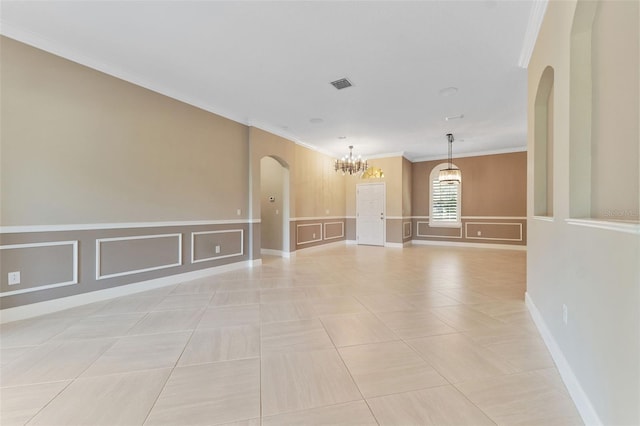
[362,167,384,179]
[438,86,459,97]
[334,145,368,176]
[439,133,461,184]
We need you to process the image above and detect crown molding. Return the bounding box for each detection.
[518,0,549,68]
[412,146,527,163]
[366,151,416,161]
[247,121,336,158]
[1,23,258,128]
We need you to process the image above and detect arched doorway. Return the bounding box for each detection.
[260,156,290,256]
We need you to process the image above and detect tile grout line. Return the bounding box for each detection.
[317,316,381,426]
[21,379,75,425]
[140,289,214,425]
[361,292,504,425]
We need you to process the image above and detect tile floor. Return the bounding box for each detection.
[0,244,584,425]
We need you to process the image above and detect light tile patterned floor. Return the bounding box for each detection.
[0,244,583,425]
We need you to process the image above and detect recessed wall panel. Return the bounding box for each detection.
[192,230,243,263]
[0,241,78,296]
[296,223,322,245]
[465,222,523,241]
[324,222,344,240]
[416,221,463,238]
[96,234,182,279]
[403,222,412,238]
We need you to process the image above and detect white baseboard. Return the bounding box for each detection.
[294,240,346,253]
[384,242,411,248]
[261,248,293,258]
[347,240,411,248]
[261,248,283,256]
[0,260,255,324]
[411,239,526,251]
[525,292,603,426]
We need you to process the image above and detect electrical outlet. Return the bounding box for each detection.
[8,271,20,285]
[276,209,279,215]
[312,233,316,239]
[477,231,482,236]
[326,209,330,215]
[215,245,221,254]
[236,209,241,216]
[562,304,568,325]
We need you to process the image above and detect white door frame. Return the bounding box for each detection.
[282,167,290,254]
[356,182,386,246]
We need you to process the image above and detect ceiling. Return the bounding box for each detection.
[0,0,538,161]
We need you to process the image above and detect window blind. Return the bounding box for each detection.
[431,179,459,222]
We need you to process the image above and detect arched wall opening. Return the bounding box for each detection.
[534,65,554,217]
[260,156,290,256]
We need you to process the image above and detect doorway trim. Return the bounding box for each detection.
[259,156,290,257]
[356,182,386,246]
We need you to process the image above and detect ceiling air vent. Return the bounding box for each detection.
[330,78,353,90]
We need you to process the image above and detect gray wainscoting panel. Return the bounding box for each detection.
[293,218,346,250]
[465,222,523,242]
[0,222,250,310]
[416,221,463,238]
[403,221,412,241]
[296,223,323,245]
[323,222,344,240]
[97,234,182,279]
[412,218,527,246]
[192,229,243,263]
[0,241,77,296]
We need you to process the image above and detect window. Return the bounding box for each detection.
[429,163,461,227]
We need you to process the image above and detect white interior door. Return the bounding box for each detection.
[356,183,385,246]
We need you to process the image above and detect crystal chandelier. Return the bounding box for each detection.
[334,145,368,176]
[439,133,462,184]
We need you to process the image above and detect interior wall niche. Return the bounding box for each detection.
[590,0,639,222]
[570,0,639,222]
[534,66,554,217]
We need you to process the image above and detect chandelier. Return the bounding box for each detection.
[334,145,369,176]
[439,133,462,184]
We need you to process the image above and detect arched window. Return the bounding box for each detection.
[429,163,461,227]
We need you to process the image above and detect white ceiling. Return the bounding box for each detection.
[1,0,537,160]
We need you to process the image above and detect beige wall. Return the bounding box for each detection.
[0,37,253,309]
[413,152,527,218]
[293,145,345,219]
[402,157,413,219]
[527,1,639,424]
[0,37,249,226]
